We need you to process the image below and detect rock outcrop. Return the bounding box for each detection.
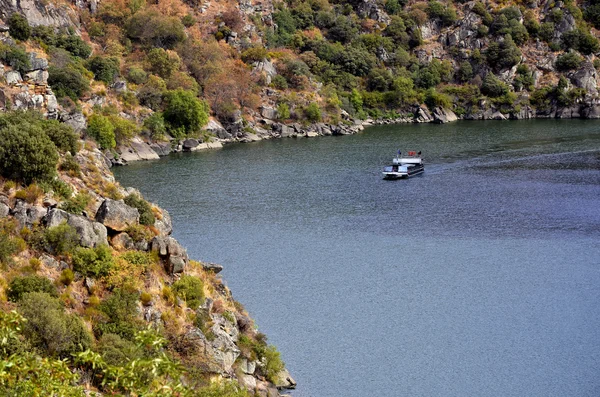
[95,199,139,232]
[44,208,108,248]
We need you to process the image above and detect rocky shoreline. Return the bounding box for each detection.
[114,100,600,165]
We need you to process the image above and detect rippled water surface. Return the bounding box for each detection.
[114,120,600,397]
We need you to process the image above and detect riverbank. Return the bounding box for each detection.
[114,100,600,165]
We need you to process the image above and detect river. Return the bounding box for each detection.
[114,120,600,397]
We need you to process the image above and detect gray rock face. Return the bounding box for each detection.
[149,142,172,156]
[581,104,600,119]
[260,106,278,120]
[356,0,390,24]
[202,262,224,274]
[40,253,59,269]
[432,107,458,124]
[117,137,160,162]
[95,199,139,232]
[570,62,598,95]
[0,0,79,28]
[112,80,127,93]
[11,200,46,228]
[25,70,49,84]
[61,111,87,132]
[414,107,433,123]
[182,138,200,151]
[0,202,9,218]
[253,60,277,84]
[151,236,188,273]
[5,71,22,85]
[154,208,172,236]
[111,232,135,250]
[26,52,49,71]
[44,208,108,248]
[273,368,297,390]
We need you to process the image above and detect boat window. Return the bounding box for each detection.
[383,166,393,172]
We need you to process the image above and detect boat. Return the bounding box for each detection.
[382,151,424,180]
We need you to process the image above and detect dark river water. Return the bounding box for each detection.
[114,120,600,397]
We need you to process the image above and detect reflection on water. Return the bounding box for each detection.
[115,120,600,397]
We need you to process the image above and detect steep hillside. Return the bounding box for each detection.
[1,0,600,162]
[0,111,295,394]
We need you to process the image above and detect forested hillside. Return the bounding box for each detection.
[1,0,600,158]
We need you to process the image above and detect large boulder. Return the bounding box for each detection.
[95,199,139,232]
[182,138,201,151]
[260,106,278,120]
[11,200,47,228]
[44,208,108,247]
[432,107,458,124]
[0,0,79,28]
[154,208,172,236]
[273,368,297,390]
[26,52,48,71]
[5,71,22,85]
[149,142,172,156]
[60,111,87,132]
[117,137,160,162]
[570,61,598,95]
[151,236,188,273]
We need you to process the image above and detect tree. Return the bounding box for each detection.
[48,66,90,100]
[481,73,510,97]
[555,51,583,71]
[8,13,31,41]
[163,89,209,137]
[0,122,58,184]
[88,56,120,85]
[86,114,116,149]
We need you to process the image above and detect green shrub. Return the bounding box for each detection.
[127,67,148,84]
[181,14,196,27]
[86,114,116,149]
[304,102,322,122]
[146,47,181,79]
[59,153,81,175]
[425,89,452,109]
[97,333,141,366]
[44,120,78,154]
[143,112,167,140]
[18,292,92,357]
[121,250,154,266]
[42,222,80,255]
[56,33,92,58]
[481,74,510,97]
[485,35,521,70]
[88,55,120,85]
[58,269,74,286]
[48,66,90,100]
[277,103,290,120]
[109,115,140,146]
[96,288,142,339]
[241,46,269,63]
[271,75,289,90]
[0,119,59,184]
[0,44,30,73]
[7,276,58,302]
[163,89,210,137]
[555,51,583,72]
[262,345,285,383]
[172,275,205,309]
[60,191,90,215]
[124,194,155,226]
[72,244,114,278]
[8,13,31,41]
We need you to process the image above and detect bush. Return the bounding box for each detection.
[143,113,167,140]
[97,333,141,366]
[59,153,81,175]
[18,292,92,357]
[88,56,120,85]
[457,61,473,82]
[146,48,181,79]
[60,191,90,215]
[271,75,289,89]
[127,67,148,85]
[72,245,114,278]
[44,120,78,154]
[172,275,205,309]
[56,33,92,58]
[41,222,80,256]
[485,35,521,70]
[481,74,510,97]
[124,194,155,226]
[58,269,74,286]
[0,43,30,74]
[555,51,583,71]
[163,89,210,137]
[303,102,322,122]
[86,114,116,149]
[241,46,269,64]
[48,66,89,100]
[109,115,139,146]
[0,231,19,266]
[7,276,58,302]
[277,103,290,120]
[182,14,196,27]
[96,288,142,339]
[8,13,31,41]
[425,89,452,109]
[0,117,59,184]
